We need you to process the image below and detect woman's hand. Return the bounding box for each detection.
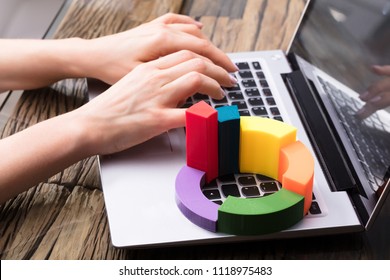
[0,13,236,92]
[357,65,390,119]
[75,50,236,155]
[83,13,237,85]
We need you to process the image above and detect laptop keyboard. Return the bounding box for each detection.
[183,61,283,120]
[318,76,390,188]
[183,60,322,216]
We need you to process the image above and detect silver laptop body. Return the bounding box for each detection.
[97,0,390,248]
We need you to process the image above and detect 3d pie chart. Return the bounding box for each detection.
[175,101,314,235]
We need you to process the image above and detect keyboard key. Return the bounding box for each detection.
[213,200,223,205]
[224,84,240,91]
[256,71,265,79]
[202,189,221,200]
[212,96,228,104]
[236,62,250,70]
[260,181,279,192]
[245,88,260,97]
[266,97,276,105]
[193,93,210,100]
[239,110,251,116]
[221,184,241,197]
[238,175,256,186]
[263,88,272,96]
[239,71,253,79]
[218,174,236,183]
[182,102,192,108]
[252,61,262,70]
[270,107,280,116]
[215,104,229,109]
[228,92,244,100]
[203,179,218,189]
[256,174,275,181]
[242,79,256,88]
[274,116,284,122]
[259,80,269,87]
[231,101,247,110]
[309,201,322,215]
[242,186,261,197]
[248,97,264,106]
[252,106,268,116]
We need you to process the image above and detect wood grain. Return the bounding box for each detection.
[0,0,183,260]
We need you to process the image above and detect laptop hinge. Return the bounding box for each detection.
[282,70,358,192]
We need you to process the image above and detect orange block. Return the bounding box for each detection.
[278,141,314,214]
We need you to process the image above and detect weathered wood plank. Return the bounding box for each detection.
[187,0,306,53]
[3,0,358,261]
[54,0,183,39]
[183,0,247,19]
[255,0,306,51]
[30,186,125,259]
[0,184,70,259]
[0,0,183,260]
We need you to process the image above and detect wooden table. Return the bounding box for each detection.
[0,0,387,259]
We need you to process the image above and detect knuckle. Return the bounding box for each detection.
[153,25,171,40]
[191,57,208,72]
[198,38,211,50]
[187,71,204,87]
[162,12,176,21]
[177,49,196,60]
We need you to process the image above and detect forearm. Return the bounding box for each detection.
[0,38,89,92]
[0,111,93,204]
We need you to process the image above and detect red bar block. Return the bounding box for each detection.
[186,101,218,182]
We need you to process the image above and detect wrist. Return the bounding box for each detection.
[59,110,98,159]
[48,37,92,79]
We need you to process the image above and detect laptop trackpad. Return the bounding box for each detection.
[102,129,186,163]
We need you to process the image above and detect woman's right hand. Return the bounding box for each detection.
[357,65,390,119]
[75,50,237,156]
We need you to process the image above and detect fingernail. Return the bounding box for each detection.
[195,21,203,28]
[220,88,226,98]
[230,75,238,86]
[369,95,382,103]
[356,106,366,116]
[355,107,367,119]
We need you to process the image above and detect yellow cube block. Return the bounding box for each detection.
[239,117,297,179]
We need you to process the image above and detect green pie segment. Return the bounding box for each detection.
[218,189,304,235]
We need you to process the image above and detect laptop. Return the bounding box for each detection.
[92,0,390,248]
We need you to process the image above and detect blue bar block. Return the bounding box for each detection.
[216,105,240,176]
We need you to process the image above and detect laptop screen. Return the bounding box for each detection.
[289,0,390,192]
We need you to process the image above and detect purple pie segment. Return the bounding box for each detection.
[175,165,219,232]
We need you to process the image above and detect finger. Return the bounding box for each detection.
[158,108,187,130]
[159,56,236,88]
[366,77,390,97]
[161,71,225,104]
[155,31,237,73]
[372,65,390,76]
[355,103,377,119]
[368,91,390,109]
[153,50,213,70]
[356,90,390,119]
[153,13,203,28]
[168,23,207,39]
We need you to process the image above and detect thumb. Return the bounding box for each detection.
[160,108,187,131]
